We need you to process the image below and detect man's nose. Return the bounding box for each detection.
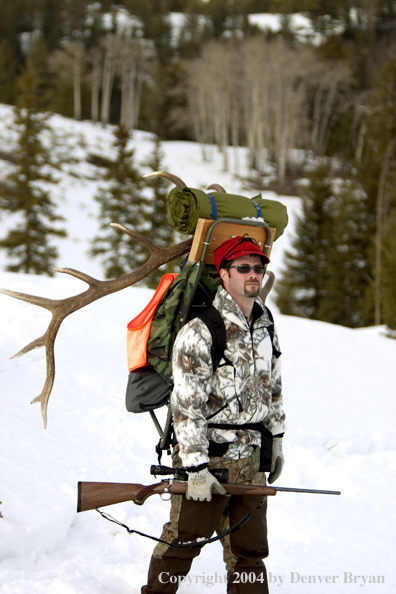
[248,270,259,280]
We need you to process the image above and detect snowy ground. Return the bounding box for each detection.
[0,105,395,593]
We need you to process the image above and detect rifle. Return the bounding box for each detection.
[77,479,341,513]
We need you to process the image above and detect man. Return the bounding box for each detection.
[142,236,285,594]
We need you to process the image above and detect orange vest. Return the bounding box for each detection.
[126,273,177,372]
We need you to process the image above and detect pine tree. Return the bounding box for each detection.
[141,137,177,288]
[275,163,334,320]
[275,163,371,327]
[0,38,17,105]
[0,71,66,275]
[25,35,52,109]
[359,57,396,329]
[90,124,148,279]
[315,176,370,327]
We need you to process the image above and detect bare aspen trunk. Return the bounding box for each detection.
[245,84,260,172]
[231,102,239,176]
[101,56,113,124]
[132,70,144,130]
[189,84,207,161]
[222,119,229,171]
[63,41,84,121]
[310,62,351,156]
[120,59,128,127]
[101,36,118,125]
[73,56,81,120]
[118,39,147,132]
[127,67,135,129]
[355,119,366,162]
[91,56,101,123]
[311,85,325,154]
[242,38,269,174]
[317,80,338,155]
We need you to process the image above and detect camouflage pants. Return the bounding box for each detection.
[141,446,269,594]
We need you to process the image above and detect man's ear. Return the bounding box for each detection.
[219,268,229,283]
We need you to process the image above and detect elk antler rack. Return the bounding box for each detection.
[1,225,192,428]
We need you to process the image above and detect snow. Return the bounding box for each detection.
[1,104,395,592]
[248,13,315,43]
[247,13,346,44]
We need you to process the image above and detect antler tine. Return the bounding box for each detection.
[1,228,193,428]
[260,270,275,304]
[0,287,60,311]
[143,171,187,188]
[206,183,226,193]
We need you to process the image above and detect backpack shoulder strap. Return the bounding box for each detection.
[198,304,281,366]
[197,305,227,372]
[264,305,281,359]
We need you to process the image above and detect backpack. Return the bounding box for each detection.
[124,215,279,463]
[125,261,222,415]
[125,304,227,413]
[125,262,278,464]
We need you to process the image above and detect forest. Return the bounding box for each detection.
[0,0,395,334]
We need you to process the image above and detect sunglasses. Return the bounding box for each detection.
[228,264,266,275]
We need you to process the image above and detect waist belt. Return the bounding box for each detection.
[207,422,273,472]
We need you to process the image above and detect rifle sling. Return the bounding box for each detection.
[96,496,266,549]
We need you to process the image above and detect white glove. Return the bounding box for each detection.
[186,467,227,502]
[268,437,284,484]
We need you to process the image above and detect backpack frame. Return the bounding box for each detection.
[128,217,273,462]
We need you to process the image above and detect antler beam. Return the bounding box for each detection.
[260,270,275,304]
[206,183,226,193]
[1,225,192,428]
[143,171,187,188]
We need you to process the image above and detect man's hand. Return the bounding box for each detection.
[186,467,227,501]
[268,436,284,484]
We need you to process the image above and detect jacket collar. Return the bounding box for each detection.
[213,286,270,329]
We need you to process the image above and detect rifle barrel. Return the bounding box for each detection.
[274,487,341,495]
[77,481,341,513]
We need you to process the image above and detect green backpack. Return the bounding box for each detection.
[125,216,281,461]
[125,260,227,459]
[125,261,220,411]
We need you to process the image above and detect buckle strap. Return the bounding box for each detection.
[208,422,273,472]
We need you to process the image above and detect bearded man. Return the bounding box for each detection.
[142,236,285,594]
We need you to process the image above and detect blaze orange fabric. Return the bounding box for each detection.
[127,273,178,372]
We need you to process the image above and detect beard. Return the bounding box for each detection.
[244,282,260,298]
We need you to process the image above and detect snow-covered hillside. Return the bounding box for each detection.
[0,106,395,593]
[0,103,299,284]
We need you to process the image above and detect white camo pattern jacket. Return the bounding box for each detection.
[171,285,285,468]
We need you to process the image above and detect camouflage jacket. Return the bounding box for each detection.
[170,285,285,468]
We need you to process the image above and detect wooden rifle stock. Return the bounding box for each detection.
[77,481,278,512]
[77,481,341,513]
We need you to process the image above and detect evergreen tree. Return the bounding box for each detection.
[139,59,192,140]
[150,14,174,65]
[0,38,17,104]
[141,137,177,288]
[0,71,66,275]
[90,124,148,279]
[315,176,370,327]
[275,163,334,320]
[35,0,68,52]
[275,163,371,327]
[303,0,349,38]
[359,57,396,328]
[25,34,52,109]
[0,0,23,67]
[177,13,212,60]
